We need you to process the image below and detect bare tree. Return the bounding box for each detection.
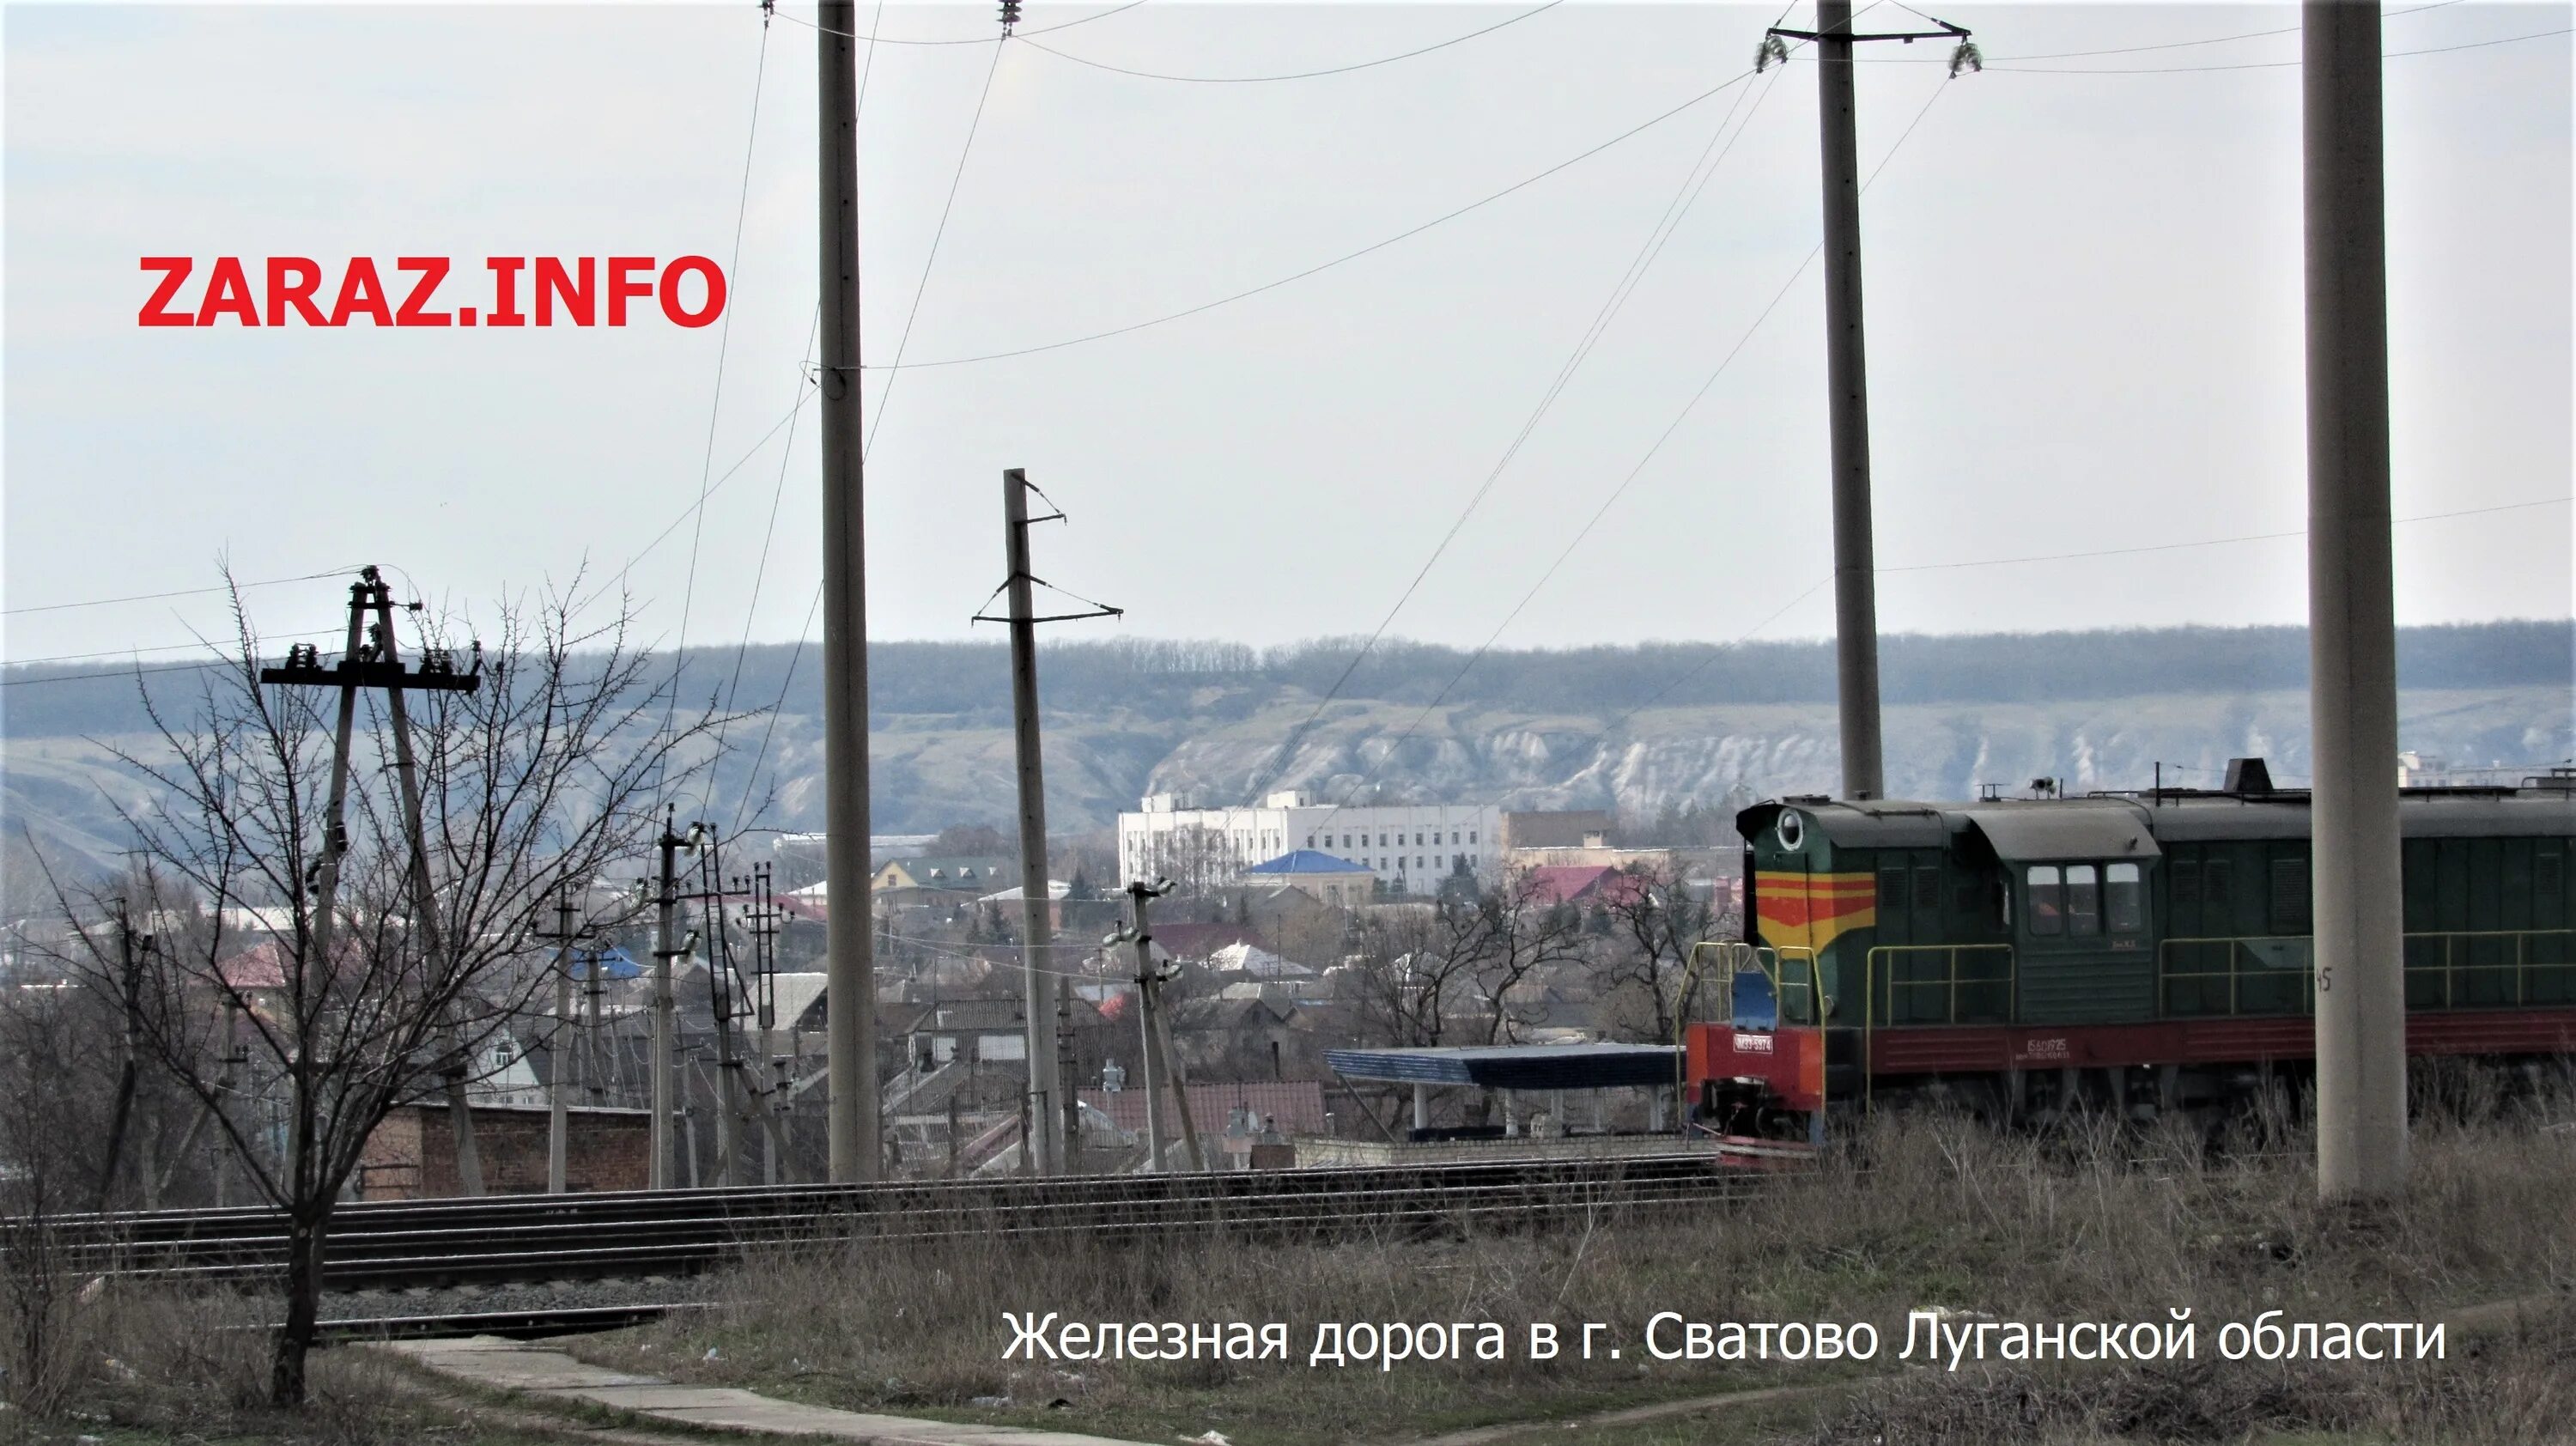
[1592,861,1718,1045]
[1143,823,1236,899]
[46,574,716,1406]
[1340,907,1460,1049]
[1445,869,1593,1046]
[1337,871,1591,1049]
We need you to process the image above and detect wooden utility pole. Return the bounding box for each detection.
[983,468,1123,1174]
[817,0,879,1183]
[2303,0,2406,1201]
[1762,4,1974,801]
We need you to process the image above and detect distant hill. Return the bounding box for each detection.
[6,621,2570,881]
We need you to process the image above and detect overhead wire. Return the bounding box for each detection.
[2,568,360,618]
[871,63,1782,371]
[1237,47,1795,811]
[1988,26,2569,74]
[1299,67,1961,839]
[771,0,1145,46]
[1012,0,1562,83]
[1851,0,2463,64]
[710,307,823,772]
[726,3,1001,841]
[17,492,2551,693]
[1877,495,2575,574]
[863,38,1007,460]
[0,628,341,671]
[665,15,779,801]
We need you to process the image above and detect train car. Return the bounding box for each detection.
[1686,760,2576,1138]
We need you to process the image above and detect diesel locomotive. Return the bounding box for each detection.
[1686,760,2576,1136]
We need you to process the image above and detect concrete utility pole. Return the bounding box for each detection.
[1119,879,1206,1174]
[1765,4,1972,801]
[817,0,879,1183]
[1814,0,1882,801]
[363,579,485,1196]
[1002,470,1063,1175]
[983,468,1125,1173]
[2303,0,2407,1201]
[1121,885,1167,1172]
[650,816,697,1190]
[262,568,485,1198]
[538,890,580,1194]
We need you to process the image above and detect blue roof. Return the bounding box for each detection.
[571,946,642,981]
[1244,849,1372,876]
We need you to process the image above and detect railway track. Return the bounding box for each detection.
[58,1152,1763,1294]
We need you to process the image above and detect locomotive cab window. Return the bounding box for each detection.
[2105,862,2144,933]
[2065,864,2101,936]
[2026,866,2064,935]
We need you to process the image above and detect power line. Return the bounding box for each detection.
[870,64,1771,371]
[1239,54,1794,809]
[1301,70,1960,837]
[1856,0,2463,65]
[714,310,823,749]
[1879,495,2574,573]
[770,0,1146,46]
[570,388,817,622]
[0,659,244,690]
[666,20,779,800]
[0,628,340,671]
[863,37,1009,459]
[1989,26,2568,74]
[726,0,896,846]
[1014,1,1561,83]
[2,568,357,618]
[726,582,823,839]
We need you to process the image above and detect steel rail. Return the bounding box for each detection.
[63,1155,1757,1290]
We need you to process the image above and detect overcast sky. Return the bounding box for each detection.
[4,2,2569,675]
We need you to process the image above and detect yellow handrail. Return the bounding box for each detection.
[1670,940,1820,1116]
[1860,943,2016,1110]
[2160,929,2575,1017]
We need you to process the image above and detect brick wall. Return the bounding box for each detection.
[359,1104,650,1200]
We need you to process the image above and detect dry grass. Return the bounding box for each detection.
[580,1097,2576,1446]
[0,1279,562,1446]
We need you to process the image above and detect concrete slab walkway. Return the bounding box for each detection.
[385,1336,1155,1446]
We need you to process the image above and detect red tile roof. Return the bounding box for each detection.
[1516,865,1632,907]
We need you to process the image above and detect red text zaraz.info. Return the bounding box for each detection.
[138,256,727,328]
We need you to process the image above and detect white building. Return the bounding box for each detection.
[1117,791,1501,896]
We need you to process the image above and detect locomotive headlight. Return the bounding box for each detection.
[1777,812,1806,852]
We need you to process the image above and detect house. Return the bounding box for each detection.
[1240,850,1376,908]
[1516,865,1649,908]
[899,996,1033,1068]
[874,856,1018,897]
[979,878,1072,930]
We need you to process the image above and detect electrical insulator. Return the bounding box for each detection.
[999,0,1020,30]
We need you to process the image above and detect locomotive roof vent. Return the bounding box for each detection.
[2223,756,2276,795]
